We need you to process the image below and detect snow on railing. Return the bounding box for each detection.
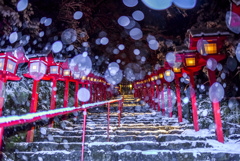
[0,97,122,128]
[0,96,124,161]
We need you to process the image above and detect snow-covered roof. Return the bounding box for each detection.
[54,57,67,63]
[175,46,197,53]
[188,29,230,37]
[232,0,240,6]
[0,48,15,52]
[26,53,49,59]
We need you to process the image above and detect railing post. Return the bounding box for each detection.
[167,82,172,117]
[104,85,107,101]
[63,79,69,120]
[107,102,110,142]
[0,79,6,150]
[49,78,57,128]
[189,73,199,132]
[152,85,155,110]
[75,82,79,107]
[175,77,183,122]
[81,109,87,161]
[89,84,92,103]
[27,79,39,142]
[208,69,224,143]
[118,100,121,127]
[161,83,165,116]
[156,85,160,112]
[81,83,85,105]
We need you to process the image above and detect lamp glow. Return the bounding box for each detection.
[185,57,196,67]
[173,67,181,73]
[165,70,171,77]
[63,69,70,76]
[204,43,217,55]
[159,73,163,79]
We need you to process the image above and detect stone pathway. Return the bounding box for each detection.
[2,95,240,161]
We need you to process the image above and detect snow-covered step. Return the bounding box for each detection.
[157,134,216,142]
[34,135,158,143]
[113,149,240,161]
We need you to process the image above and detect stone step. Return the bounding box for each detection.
[157,134,216,142]
[113,149,240,161]
[6,151,86,161]
[33,135,158,143]
[71,126,181,132]
[35,128,184,137]
[9,147,240,161]
[34,134,215,143]
[12,141,160,152]
[80,121,180,125]
[115,129,183,135]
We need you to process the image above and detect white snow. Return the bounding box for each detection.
[181,129,214,137]
[0,97,123,126]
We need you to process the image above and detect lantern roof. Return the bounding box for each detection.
[188,29,230,38]
[25,53,49,60]
[0,47,28,64]
[175,46,197,53]
[61,59,70,69]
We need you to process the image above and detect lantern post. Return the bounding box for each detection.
[24,53,49,142]
[173,64,183,123]
[58,61,72,120]
[0,48,27,148]
[182,50,200,132]
[188,29,230,142]
[159,72,165,116]
[44,54,65,127]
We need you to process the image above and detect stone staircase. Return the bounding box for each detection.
[2,95,240,161]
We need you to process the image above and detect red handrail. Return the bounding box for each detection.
[0,96,124,161]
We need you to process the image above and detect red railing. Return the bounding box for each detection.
[0,96,124,161]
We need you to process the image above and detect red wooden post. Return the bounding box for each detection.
[92,84,95,103]
[152,85,156,110]
[101,84,104,101]
[81,109,87,161]
[167,82,172,117]
[81,83,85,105]
[89,84,92,103]
[63,80,69,120]
[104,85,107,100]
[161,82,165,116]
[118,100,121,127]
[0,79,6,149]
[26,80,39,142]
[98,85,101,101]
[107,102,110,142]
[75,82,79,107]
[208,69,224,143]
[144,85,147,103]
[189,73,199,131]
[175,78,183,122]
[156,85,160,112]
[49,78,57,128]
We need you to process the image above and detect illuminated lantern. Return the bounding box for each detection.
[188,29,229,55]
[0,48,27,149]
[58,60,73,119]
[157,69,166,115]
[45,54,64,127]
[188,29,230,143]
[184,53,196,67]
[181,50,200,132]
[159,73,164,79]
[23,53,50,143]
